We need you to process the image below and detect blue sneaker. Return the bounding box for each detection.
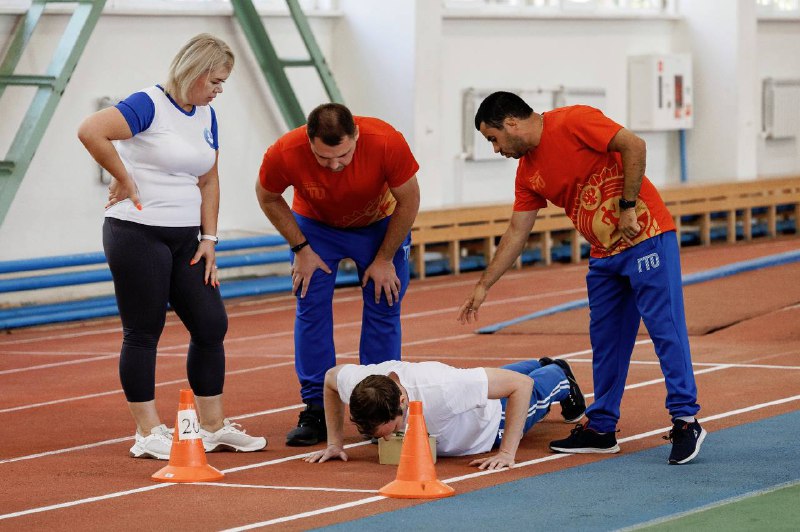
[665,420,706,465]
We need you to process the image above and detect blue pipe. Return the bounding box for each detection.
[0,270,360,330]
[0,234,288,274]
[679,129,688,183]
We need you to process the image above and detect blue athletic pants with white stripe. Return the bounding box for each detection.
[495,359,571,445]
[292,213,411,404]
[585,231,700,433]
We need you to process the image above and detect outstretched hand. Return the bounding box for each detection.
[457,284,488,324]
[303,445,348,464]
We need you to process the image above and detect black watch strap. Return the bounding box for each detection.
[619,198,637,210]
[290,240,310,253]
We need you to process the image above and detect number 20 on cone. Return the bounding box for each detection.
[177,409,201,440]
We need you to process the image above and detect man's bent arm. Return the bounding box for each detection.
[484,368,534,459]
[255,181,306,247]
[323,366,347,448]
[477,209,538,291]
[457,210,538,323]
[375,176,420,261]
[608,128,646,203]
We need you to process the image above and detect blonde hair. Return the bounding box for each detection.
[165,33,234,103]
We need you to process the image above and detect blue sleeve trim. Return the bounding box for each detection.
[114,92,155,135]
[210,106,219,150]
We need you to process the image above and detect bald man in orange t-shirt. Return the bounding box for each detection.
[256,103,420,446]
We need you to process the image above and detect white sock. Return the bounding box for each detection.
[676,416,696,424]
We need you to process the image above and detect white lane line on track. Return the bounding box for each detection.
[3,391,799,524]
[195,482,378,494]
[0,361,295,414]
[0,354,117,375]
[617,479,800,531]
[0,404,306,465]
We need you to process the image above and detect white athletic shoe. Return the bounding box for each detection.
[200,419,267,453]
[129,424,173,460]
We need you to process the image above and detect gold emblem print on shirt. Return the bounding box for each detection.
[528,171,545,193]
[572,165,656,255]
[337,190,397,227]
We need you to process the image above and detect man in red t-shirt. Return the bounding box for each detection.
[457,92,704,465]
[256,103,420,446]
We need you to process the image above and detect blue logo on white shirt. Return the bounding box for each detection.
[203,128,214,148]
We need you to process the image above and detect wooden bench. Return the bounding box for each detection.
[662,176,800,246]
[410,176,800,279]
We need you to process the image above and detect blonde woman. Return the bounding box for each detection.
[78,34,266,459]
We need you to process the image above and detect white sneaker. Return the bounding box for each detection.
[200,419,267,453]
[129,424,173,460]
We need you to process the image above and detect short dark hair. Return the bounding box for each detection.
[349,375,402,437]
[306,103,356,146]
[474,91,533,130]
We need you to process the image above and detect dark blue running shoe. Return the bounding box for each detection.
[665,420,706,465]
[539,357,586,423]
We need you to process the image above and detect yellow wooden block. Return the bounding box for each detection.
[378,432,437,465]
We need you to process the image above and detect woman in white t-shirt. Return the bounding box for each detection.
[78,34,265,460]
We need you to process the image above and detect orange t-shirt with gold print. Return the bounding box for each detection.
[258,117,419,228]
[513,105,675,258]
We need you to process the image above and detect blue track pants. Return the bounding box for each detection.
[585,231,700,432]
[292,213,411,404]
[495,359,571,445]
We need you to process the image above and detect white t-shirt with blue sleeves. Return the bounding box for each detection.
[105,85,218,227]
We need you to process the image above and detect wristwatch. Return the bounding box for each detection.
[199,234,219,244]
[619,198,637,210]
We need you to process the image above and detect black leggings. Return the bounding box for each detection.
[103,218,228,402]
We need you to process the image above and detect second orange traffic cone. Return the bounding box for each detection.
[152,389,224,483]
[379,401,454,499]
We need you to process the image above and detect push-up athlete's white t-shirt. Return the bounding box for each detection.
[337,361,502,456]
[105,85,218,227]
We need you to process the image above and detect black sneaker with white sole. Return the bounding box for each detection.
[550,423,620,454]
[665,420,706,465]
[286,403,327,447]
[539,357,586,423]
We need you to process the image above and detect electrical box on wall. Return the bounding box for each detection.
[628,54,693,131]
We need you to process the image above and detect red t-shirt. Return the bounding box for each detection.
[259,117,419,228]
[513,106,675,258]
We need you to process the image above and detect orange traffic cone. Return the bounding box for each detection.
[152,389,224,483]
[379,401,454,499]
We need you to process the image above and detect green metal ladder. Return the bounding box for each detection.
[230,0,344,129]
[0,0,106,227]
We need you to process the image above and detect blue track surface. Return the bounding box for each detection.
[321,410,800,531]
